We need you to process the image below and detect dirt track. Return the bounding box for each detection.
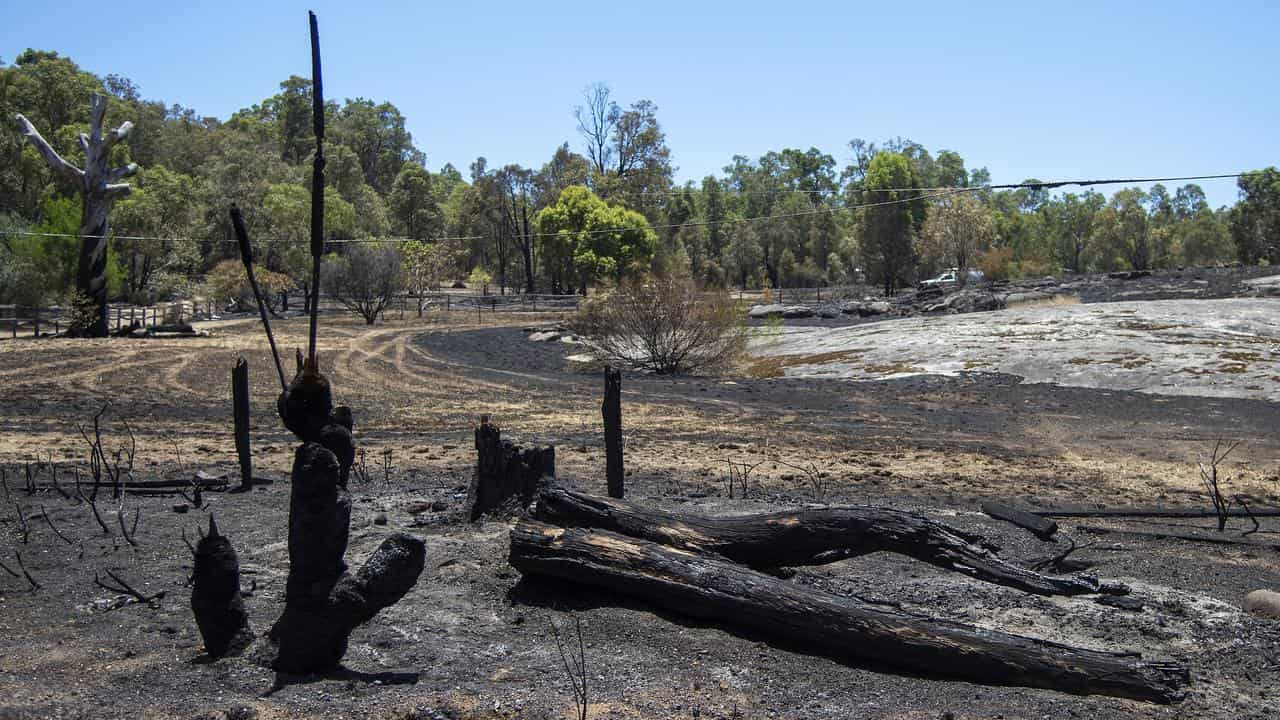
[1,312,1279,719]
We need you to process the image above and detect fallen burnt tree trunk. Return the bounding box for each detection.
[1031,506,1280,519]
[534,487,1123,596]
[510,520,1189,703]
[981,501,1058,540]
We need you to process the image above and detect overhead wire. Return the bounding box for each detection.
[0,171,1255,246]
[614,172,1252,197]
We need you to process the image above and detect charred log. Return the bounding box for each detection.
[533,487,1124,596]
[509,520,1189,704]
[981,501,1058,540]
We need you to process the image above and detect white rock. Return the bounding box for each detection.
[1244,589,1280,618]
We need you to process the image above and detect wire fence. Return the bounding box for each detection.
[0,291,582,340]
[1,300,201,339]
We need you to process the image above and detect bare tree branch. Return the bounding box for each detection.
[94,569,164,605]
[14,114,84,186]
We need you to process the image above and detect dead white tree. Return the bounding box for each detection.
[15,94,137,336]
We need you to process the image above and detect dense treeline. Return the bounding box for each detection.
[1,49,1276,308]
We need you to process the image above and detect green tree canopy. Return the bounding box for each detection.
[534,185,656,293]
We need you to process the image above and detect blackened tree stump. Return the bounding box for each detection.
[262,358,425,673]
[533,486,1125,597]
[467,417,555,521]
[509,520,1189,703]
[191,516,253,658]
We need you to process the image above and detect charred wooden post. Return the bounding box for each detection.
[191,515,253,657]
[468,416,556,521]
[232,357,253,491]
[602,367,623,499]
[510,521,1189,703]
[534,486,1125,597]
[15,94,136,337]
[306,9,326,364]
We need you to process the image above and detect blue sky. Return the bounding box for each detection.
[4,1,1275,207]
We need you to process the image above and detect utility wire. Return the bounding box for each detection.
[0,172,1253,245]
[4,230,486,244]
[614,172,1251,197]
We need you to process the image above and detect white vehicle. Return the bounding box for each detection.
[921,268,984,287]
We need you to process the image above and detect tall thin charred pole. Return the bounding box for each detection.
[230,206,287,392]
[307,10,325,366]
[603,366,624,498]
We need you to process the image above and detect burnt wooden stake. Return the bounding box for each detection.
[306,10,325,365]
[191,515,253,657]
[602,366,623,499]
[468,417,556,521]
[509,521,1189,704]
[232,357,253,491]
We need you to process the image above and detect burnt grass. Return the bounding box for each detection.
[1,312,1279,719]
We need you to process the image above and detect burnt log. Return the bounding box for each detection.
[191,516,253,657]
[981,501,1058,540]
[533,487,1123,596]
[1031,505,1280,519]
[467,417,555,521]
[509,520,1189,703]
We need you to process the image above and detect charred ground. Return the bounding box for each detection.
[1,311,1278,719]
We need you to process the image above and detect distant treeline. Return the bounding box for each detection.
[2,50,1278,305]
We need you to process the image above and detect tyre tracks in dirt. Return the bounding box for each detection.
[359,325,767,422]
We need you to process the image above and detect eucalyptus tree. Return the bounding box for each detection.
[15,93,136,335]
[858,152,921,295]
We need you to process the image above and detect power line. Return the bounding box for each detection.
[0,171,1254,246]
[982,173,1248,191]
[529,187,970,240]
[4,230,485,244]
[527,171,1252,239]
[614,172,1250,197]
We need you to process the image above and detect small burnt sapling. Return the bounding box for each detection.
[191,515,253,657]
[263,356,424,673]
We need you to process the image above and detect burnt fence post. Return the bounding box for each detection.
[603,366,624,498]
[232,357,252,491]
